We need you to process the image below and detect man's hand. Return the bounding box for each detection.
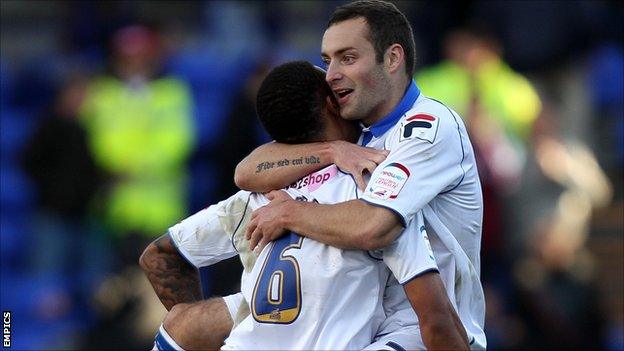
[330,140,389,190]
[246,198,293,253]
[265,190,292,203]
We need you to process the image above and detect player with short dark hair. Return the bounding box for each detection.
[256,61,340,144]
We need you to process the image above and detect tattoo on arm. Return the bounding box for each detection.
[141,235,202,310]
[255,155,321,173]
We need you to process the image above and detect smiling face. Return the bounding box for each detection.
[321,17,394,125]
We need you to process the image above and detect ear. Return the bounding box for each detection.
[385,44,405,74]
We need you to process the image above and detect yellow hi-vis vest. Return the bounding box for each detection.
[415,59,542,142]
[80,75,195,237]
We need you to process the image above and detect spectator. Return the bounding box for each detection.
[509,102,612,350]
[20,74,109,341]
[416,26,542,143]
[79,24,195,264]
[415,25,543,269]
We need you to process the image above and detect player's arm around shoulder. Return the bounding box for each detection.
[234,140,388,192]
[349,200,406,250]
[248,197,404,251]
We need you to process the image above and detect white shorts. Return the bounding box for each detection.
[222,292,244,320]
[363,325,425,351]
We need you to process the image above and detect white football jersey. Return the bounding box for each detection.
[359,81,486,349]
[168,165,438,350]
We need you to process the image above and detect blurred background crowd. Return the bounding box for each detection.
[0,1,622,350]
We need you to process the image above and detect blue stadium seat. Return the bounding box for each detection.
[0,107,38,164]
[0,60,13,107]
[0,167,36,213]
[588,43,624,108]
[188,159,217,214]
[1,273,80,349]
[0,215,31,272]
[8,61,57,112]
[168,46,256,150]
[192,89,234,148]
[1,108,38,275]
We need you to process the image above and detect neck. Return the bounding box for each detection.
[321,108,359,143]
[363,76,411,126]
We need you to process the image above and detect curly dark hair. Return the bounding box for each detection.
[256,61,336,144]
[328,0,416,78]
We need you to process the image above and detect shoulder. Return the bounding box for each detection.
[391,95,464,145]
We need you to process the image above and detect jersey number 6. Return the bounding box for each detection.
[251,232,304,324]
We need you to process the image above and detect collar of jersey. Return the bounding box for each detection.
[362,80,420,137]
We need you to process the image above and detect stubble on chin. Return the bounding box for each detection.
[340,104,360,121]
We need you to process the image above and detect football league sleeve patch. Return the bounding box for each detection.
[367,162,410,201]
